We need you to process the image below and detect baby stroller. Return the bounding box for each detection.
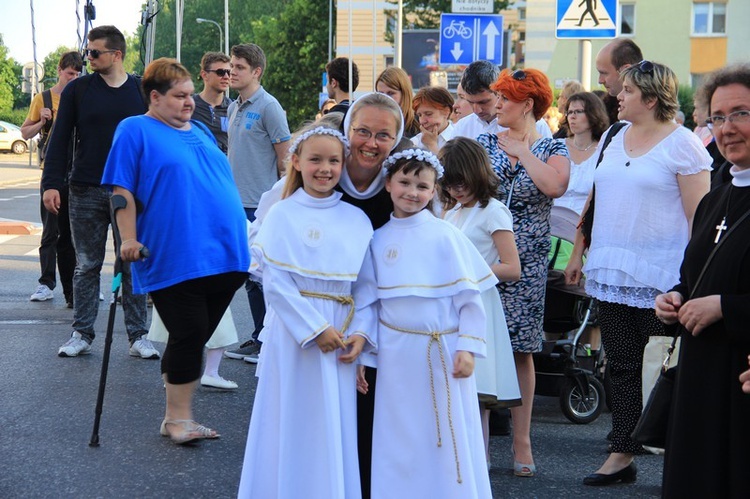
[533,206,608,424]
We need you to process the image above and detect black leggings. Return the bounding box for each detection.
[150,271,247,384]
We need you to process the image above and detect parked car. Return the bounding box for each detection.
[0,120,31,154]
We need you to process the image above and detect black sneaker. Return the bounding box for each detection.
[225,340,261,360]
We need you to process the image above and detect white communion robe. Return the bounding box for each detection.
[238,188,376,499]
[369,209,496,499]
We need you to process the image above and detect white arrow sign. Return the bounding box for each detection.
[451,42,464,61]
[482,21,500,60]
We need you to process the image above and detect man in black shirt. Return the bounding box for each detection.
[42,25,156,359]
[325,57,359,117]
[192,52,231,153]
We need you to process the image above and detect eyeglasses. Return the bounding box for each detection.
[85,49,118,59]
[706,110,750,130]
[511,70,526,81]
[351,127,396,143]
[206,68,231,77]
[634,60,654,75]
[566,109,586,117]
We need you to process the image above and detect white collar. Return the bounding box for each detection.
[730,165,750,187]
[338,166,386,200]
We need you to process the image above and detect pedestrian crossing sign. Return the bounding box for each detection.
[556,0,619,39]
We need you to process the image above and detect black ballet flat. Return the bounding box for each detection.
[582,462,637,486]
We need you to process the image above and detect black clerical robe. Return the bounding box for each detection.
[662,182,750,498]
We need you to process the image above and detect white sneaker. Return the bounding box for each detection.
[30,284,54,302]
[129,337,160,359]
[58,331,91,357]
[100,291,105,301]
[201,374,239,390]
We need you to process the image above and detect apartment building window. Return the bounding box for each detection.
[620,4,635,36]
[692,2,727,36]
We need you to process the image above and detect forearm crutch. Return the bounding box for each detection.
[89,194,149,447]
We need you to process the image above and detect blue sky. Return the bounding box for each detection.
[1,0,144,64]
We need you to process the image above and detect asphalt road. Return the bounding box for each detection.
[0,157,665,498]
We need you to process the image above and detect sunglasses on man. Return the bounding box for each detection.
[206,69,231,77]
[84,49,118,59]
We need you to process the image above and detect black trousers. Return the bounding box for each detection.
[38,185,75,300]
[150,271,247,384]
[598,301,665,454]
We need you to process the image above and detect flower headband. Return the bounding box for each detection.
[288,126,349,156]
[382,148,444,179]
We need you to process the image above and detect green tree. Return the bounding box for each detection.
[11,61,29,109]
[0,35,17,112]
[252,0,330,129]
[129,0,288,82]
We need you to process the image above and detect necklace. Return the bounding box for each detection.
[715,186,733,244]
[570,137,595,151]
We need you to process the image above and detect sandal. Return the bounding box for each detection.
[512,448,536,477]
[160,419,220,445]
[513,461,537,477]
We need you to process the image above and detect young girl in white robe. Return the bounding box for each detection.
[362,148,495,498]
[238,125,377,499]
[440,137,522,467]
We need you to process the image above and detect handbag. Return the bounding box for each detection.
[631,341,677,448]
[579,122,627,248]
[632,205,750,448]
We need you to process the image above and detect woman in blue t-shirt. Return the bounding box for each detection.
[102,58,250,445]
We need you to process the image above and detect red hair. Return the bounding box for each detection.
[490,69,553,121]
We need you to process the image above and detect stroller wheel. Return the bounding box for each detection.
[560,376,605,424]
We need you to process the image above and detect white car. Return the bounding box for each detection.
[0,120,31,154]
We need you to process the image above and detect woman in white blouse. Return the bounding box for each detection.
[555,92,611,215]
[565,61,711,486]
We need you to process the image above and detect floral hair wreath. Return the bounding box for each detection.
[382,148,444,179]
[288,126,350,157]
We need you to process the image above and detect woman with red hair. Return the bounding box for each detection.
[477,68,570,477]
[411,86,455,153]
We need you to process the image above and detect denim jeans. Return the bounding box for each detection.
[68,184,148,344]
[244,207,266,343]
[38,184,75,301]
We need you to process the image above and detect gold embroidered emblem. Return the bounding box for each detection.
[302,224,324,247]
[383,244,400,266]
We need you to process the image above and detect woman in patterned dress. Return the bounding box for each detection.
[477,68,570,477]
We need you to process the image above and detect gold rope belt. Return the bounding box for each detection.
[299,290,355,336]
[379,319,463,484]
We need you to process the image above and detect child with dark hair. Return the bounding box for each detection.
[364,148,494,498]
[440,137,522,467]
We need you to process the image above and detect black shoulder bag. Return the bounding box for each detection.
[579,121,628,247]
[37,90,54,163]
[632,206,750,448]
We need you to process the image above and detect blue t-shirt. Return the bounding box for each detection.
[102,115,250,293]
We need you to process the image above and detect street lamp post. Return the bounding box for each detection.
[196,18,223,53]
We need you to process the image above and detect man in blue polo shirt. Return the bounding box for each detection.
[225,43,291,363]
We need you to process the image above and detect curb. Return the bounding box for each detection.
[0,221,41,235]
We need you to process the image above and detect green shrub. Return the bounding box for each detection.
[0,108,29,127]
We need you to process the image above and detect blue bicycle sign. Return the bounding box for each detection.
[442,19,473,39]
[439,14,504,65]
